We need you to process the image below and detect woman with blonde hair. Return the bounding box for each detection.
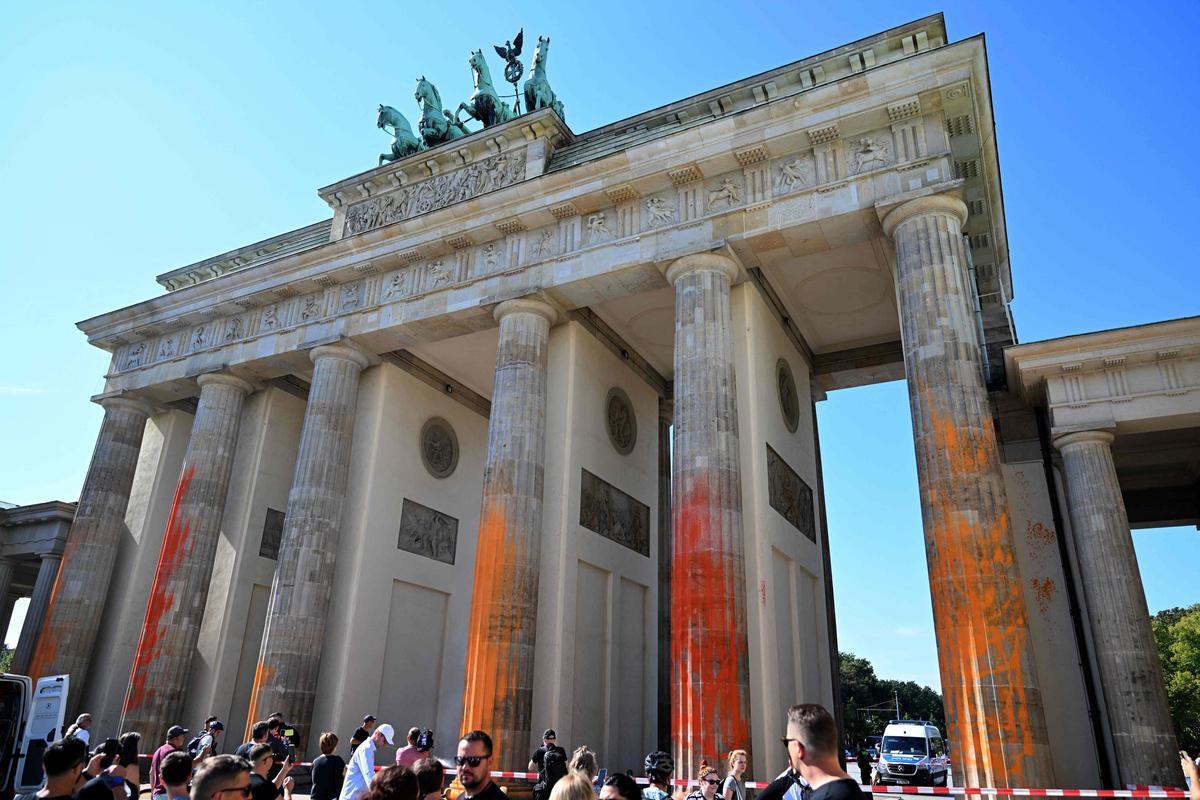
[569,746,598,782]
[722,750,747,800]
[551,772,597,800]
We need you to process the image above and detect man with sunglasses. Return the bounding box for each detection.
[191,755,252,800]
[247,743,294,800]
[456,731,504,800]
[775,704,861,800]
[340,723,395,800]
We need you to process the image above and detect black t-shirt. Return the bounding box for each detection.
[530,744,565,767]
[810,779,864,800]
[311,754,346,800]
[464,781,508,800]
[76,775,139,800]
[755,772,801,800]
[250,773,281,800]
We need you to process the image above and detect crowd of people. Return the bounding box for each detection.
[19,703,879,800]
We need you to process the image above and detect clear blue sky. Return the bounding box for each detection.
[2,2,1197,686]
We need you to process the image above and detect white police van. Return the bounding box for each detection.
[0,674,70,798]
[874,720,949,787]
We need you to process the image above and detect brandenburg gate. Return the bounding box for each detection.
[28,13,1188,790]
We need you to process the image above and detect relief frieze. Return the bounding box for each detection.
[345,149,527,237]
[766,443,815,542]
[579,468,650,556]
[397,498,459,564]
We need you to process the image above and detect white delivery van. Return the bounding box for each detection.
[0,674,70,799]
[875,719,949,787]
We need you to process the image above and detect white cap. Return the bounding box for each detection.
[376,723,395,745]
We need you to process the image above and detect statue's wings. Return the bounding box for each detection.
[512,29,523,57]
[494,44,509,60]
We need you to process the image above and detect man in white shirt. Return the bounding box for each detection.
[67,714,92,746]
[340,723,395,800]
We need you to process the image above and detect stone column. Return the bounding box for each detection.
[882,195,1052,788]
[460,297,555,770]
[12,554,63,674]
[246,345,369,752]
[666,253,751,774]
[27,396,152,689]
[0,559,16,640]
[121,373,251,737]
[1054,430,1179,786]
[12,556,60,673]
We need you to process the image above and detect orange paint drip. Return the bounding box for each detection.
[245,658,278,740]
[124,464,196,715]
[460,497,524,765]
[916,387,1046,787]
[671,476,749,767]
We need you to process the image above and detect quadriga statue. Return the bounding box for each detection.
[455,49,515,128]
[523,35,565,121]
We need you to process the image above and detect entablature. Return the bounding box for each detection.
[80,32,1007,402]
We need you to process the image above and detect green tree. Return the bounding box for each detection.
[1153,603,1200,752]
[0,647,11,674]
[838,652,946,749]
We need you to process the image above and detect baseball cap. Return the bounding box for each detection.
[167,726,188,739]
[363,715,377,723]
[543,729,556,738]
[210,721,225,730]
[376,723,395,745]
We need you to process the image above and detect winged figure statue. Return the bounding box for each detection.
[495,28,525,87]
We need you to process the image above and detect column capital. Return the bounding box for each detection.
[1053,429,1115,451]
[96,395,155,417]
[665,252,738,286]
[310,344,371,371]
[494,297,558,326]
[881,194,968,238]
[196,372,253,395]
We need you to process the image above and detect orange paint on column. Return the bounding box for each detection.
[123,464,195,715]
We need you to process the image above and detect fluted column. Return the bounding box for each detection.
[0,559,16,638]
[28,396,152,691]
[247,344,369,752]
[1054,430,1178,786]
[11,554,62,674]
[460,297,555,770]
[121,372,252,737]
[883,195,1052,787]
[666,253,751,774]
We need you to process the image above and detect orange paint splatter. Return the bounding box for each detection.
[671,476,750,770]
[1030,577,1056,616]
[124,465,196,715]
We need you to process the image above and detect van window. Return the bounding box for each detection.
[881,736,928,756]
[930,738,944,757]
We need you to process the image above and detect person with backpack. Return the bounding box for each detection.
[532,745,568,800]
[529,729,566,771]
[190,721,224,760]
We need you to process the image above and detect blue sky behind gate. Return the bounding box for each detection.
[2,1,1197,689]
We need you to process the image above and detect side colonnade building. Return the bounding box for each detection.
[25,14,1193,791]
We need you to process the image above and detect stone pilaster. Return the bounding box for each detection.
[1054,430,1179,786]
[121,372,251,738]
[0,559,15,637]
[656,398,673,751]
[882,194,1053,788]
[460,297,555,770]
[28,396,152,692]
[247,344,369,752]
[11,554,62,674]
[666,253,751,774]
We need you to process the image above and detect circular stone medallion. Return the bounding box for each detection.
[605,387,637,455]
[420,417,459,479]
[776,359,800,433]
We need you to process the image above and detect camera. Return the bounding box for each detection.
[416,729,434,752]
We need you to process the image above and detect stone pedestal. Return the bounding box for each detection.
[1054,430,1179,786]
[247,345,369,751]
[883,195,1052,787]
[460,298,555,769]
[666,253,751,773]
[28,396,152,690]
[121,372,251,737]
[11,554,62,674]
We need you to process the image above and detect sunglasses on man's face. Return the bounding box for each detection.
[456,755,490,768]
[703,779,722,786]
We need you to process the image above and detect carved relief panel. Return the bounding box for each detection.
[766,444,815,543]
[397,498,458,564]
[579,468,650,556]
